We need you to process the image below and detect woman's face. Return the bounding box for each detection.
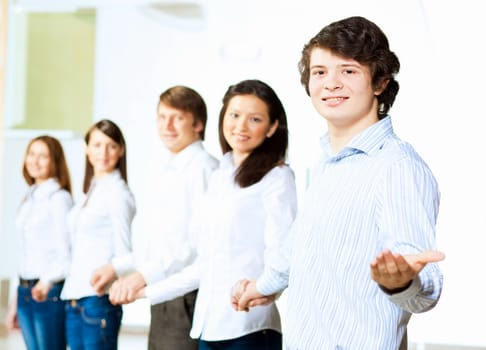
[223,94,278,166]
[86,128,124,177]
[25,140,52,184]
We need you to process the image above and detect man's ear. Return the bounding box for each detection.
[374,79,389,96]
[194,120,204,134]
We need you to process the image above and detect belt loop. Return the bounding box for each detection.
[19,278,39,288]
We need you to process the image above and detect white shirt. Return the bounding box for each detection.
[16,178,73,285]
[257,117,443,350]
[145,152,297,341]
[61,170,136,300]
[137,141,218,284]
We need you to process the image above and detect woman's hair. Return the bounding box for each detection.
[298,16,400,118]
[23,135,72,194]
[159,85,208,140]
[218,79,289,188]
[83,119,127,193]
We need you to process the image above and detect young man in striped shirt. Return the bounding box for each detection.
[233,16,445,350]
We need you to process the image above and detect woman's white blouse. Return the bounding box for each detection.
[145,152,297,341]
[16,178,73,285]
[61,170,136,300]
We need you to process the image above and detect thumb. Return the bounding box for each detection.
[416,250,445,264]
[405,250,445,271]
[237,292,251,312]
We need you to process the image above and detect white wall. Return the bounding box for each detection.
[2,0,485,346]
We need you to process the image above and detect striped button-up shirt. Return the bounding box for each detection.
[257,116,443,350]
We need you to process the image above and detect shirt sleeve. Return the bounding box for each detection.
[144,258,201,305]
[256,166,297,296]
[39,190,73,285]
[110,185,137,276]
[377,154,443,313]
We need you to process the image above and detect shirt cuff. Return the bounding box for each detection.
[144,283,167,305]
[112,253,135,277]
[387,277,422,302]
[137,263,167,285]
[256,267,288,296]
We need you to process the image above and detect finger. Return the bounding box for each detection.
[109,286,119,304]
[382,251,401,275]
[232,279,249,297]
[391,253,411,274]
[417,250,446,264]
[231,286,245,310]
[373,250,391,273]
[90,274,100,287]
[404,250,446,273]
[376,257,390,276]
[237,292,252,312]
[135,287,146,299]
[92,278,107,295]
[111,287,125,305]
[248,296,273,307]
[230,279,249,304]
[126,288,138,304]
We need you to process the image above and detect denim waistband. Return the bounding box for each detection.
[19,278,64,288]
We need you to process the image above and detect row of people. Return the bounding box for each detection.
[5,16,444,350]
[6,119,135,350]
[7,78,291,350]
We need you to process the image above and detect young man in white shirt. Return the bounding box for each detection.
[109,86,218,350]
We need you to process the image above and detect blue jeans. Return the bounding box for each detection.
[198,329,282,350]
[16,280,66,350]
[65,295,123,350]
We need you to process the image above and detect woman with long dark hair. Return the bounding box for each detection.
[112,80,297,349]
[61,119,136,350]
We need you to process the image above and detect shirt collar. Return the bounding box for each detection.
[220,151,236,169]
[167,141,205,171]
[92,169,123,187]
[30,177,61,199]
[320,116,394,161]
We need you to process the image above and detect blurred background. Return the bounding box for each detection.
[0,0,484,348]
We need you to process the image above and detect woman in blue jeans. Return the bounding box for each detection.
[5,135,73,350]
[61,119,136,350]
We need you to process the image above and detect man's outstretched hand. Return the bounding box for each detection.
[370,249,445,292]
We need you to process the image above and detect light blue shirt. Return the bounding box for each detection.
[257,116,443,350]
